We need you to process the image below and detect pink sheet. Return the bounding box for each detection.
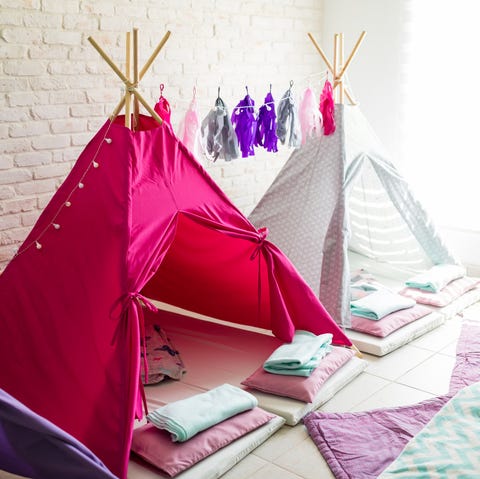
[400,277,480,307]
[349,304,432,337]
[131,407,275,477]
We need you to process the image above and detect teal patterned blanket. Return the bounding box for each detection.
[379,380,480,478]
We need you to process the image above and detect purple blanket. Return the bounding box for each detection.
[304,318,480,479]
[0,388,118,479]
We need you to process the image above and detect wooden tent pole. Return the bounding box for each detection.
[336,30,366,82]
[333,33,338,103]
[132,28,140,129]
[125,31,132,129]
[307,31,364,105]
[88,36,131,85]
[88,31,167,127]
[108,30,171,124]
[339,32,344,104]
[139,31,171,79]
[308,32,334,74]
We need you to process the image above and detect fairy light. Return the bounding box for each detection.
[12,119,114,258]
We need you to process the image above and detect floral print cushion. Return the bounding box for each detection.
[141,321,186,385]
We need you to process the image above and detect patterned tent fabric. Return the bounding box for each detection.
[249,104,456,327]
[0,115,351,479]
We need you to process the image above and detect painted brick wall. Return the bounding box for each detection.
[0,0,323,271]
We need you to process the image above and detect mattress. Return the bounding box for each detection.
[347,251,479,355]
[145,302,366,426]
[129,415,285,479]
[347,312,445,356]
[249,356,367,425]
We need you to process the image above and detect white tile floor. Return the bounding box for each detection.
[1,304,477,479]
[222,304,476,479]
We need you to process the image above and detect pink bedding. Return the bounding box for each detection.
[131,407,275,477]
[241,347,355,402]
[349,304,432,338]
[400,277,480,307]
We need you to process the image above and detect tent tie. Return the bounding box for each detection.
[250,227,268,260]
[250,227,269,325]
[112,292,158,416]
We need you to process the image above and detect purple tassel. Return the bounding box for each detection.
[255,92,278,153]
[231,93,257,158]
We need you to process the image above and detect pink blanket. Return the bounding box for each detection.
[304,317,480,478]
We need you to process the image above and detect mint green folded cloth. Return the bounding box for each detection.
[405,264,466,293]
[263,331,332,377]
[351,289,416,320]
[146,384,258,442]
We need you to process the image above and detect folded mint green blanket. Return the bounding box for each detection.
[146,384,257,442]
[263,331,332,377]
[351,289,415,320]
[405,264,465,293]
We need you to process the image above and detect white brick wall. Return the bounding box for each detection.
[0,1,323,271]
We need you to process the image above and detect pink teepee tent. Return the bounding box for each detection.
[0,114,352,479]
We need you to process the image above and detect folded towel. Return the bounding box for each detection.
[350,289,416,320]
[405,264,466,293]
[350,281,383,301]
[146,384,257,442]
[263,331,332,377]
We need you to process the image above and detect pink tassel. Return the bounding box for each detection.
[320,80,335,135]
[153,84,172,125]
[178,93,201,159]
[299,87,321,144]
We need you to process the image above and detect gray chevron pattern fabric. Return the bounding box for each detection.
[379,381,480,478]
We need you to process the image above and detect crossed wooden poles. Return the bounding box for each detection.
[88,29,171,129]
[308,31,366,105]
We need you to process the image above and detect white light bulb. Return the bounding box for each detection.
[78,182,84,189]
[35,241,42,250]
[93,161,99,168]
[65,201,71,207]
[53,223,60,230]
[105,138,112,144]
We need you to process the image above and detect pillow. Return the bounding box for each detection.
[131,407,275,477]
[241,346,355,403]
[349,304,432,338]
[141,308,186,385]
[400,277,480,307]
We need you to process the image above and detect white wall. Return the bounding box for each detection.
[0,0,324,272]
[322,0,480,272]
[321,0,408,164]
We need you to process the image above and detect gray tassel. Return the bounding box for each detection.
[200,96,239,162]
[276,85,301,148]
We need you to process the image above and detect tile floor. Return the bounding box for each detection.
[1,304,478,479]
[221,303,479,479]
